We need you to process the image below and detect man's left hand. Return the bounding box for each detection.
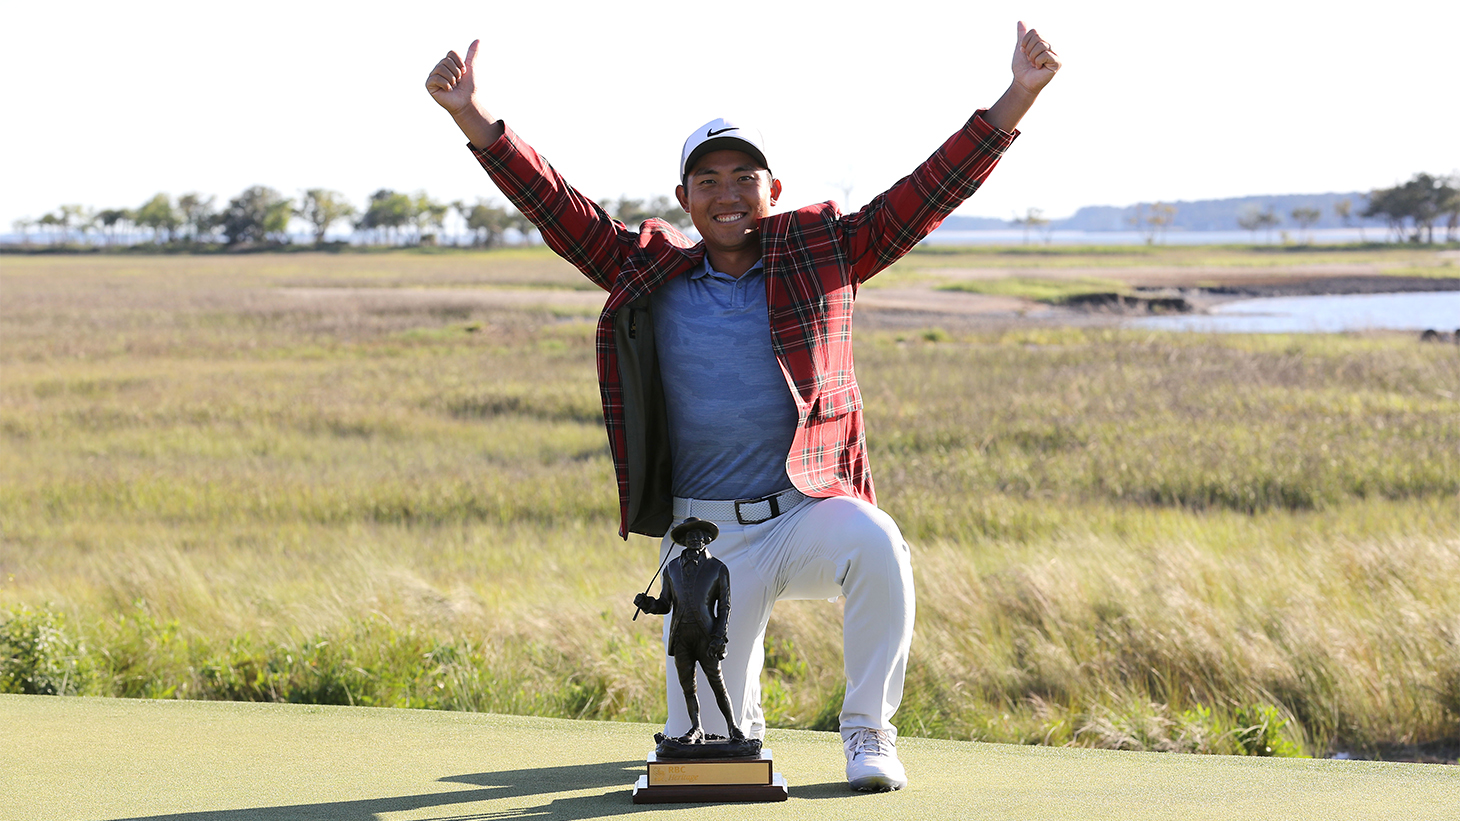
[1012,21,1061,95]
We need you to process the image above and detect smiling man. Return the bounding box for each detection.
[427,22,1059,792]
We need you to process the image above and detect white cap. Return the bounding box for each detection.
[679,118,771,183]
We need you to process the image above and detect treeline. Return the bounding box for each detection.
[1360,172,1459,244]
[999,172,1460,243]
[8,187,692,249]
[993,172,1459,247]
[1226,173,1459,245]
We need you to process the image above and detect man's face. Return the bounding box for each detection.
[675,149,782,258]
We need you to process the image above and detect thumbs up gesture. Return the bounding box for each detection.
[1012,22,1061,95]
[426,39,481,116]
[425,40,502,149]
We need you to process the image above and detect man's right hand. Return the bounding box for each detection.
[634,593,654,611]
[425,40,503,149]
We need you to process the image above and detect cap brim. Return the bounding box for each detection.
[682,138,770,182]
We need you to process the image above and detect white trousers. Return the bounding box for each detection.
[657,495,915,742]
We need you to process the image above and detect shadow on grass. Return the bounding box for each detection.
[787,780,887,800]
[106,763,876,819]
[108,760,645,821]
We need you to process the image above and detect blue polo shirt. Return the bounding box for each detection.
[651,258,798,501]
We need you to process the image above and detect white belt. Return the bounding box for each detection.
[673,488,808,526]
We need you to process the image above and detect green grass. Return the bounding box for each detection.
[3,250,1458,762]
[1373,263,1460,278]
[935,276,1130,302]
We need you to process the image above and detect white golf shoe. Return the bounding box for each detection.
[843,728,907,792]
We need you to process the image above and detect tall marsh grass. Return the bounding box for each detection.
[2,251,1457,761]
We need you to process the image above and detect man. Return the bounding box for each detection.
[426,22,1059,792]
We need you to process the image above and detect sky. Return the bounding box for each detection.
[2,0,1456,232]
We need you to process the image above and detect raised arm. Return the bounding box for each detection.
[425,40,504,150]
[842,21,1061,281]
[427,40,678,290]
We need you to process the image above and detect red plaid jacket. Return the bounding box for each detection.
[472,113,1017,538]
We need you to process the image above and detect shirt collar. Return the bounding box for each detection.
[695,256,765,280]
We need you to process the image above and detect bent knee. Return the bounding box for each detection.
[813,498,909,573]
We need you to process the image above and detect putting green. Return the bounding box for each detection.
[2,695,1455,820]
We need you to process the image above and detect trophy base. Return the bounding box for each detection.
[630,747,788,804]
[632,774,788,804]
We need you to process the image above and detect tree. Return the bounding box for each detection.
[95,209,134,247]
[356,189,414,245]
[1363,186,1408,242]
[1364,172,1454,244]
[648,195,692,229]
[1237,204,1263,243]
[296,189,356,245]
[1443,173,1460,243]
[30,205,85,245]
[1290,207,1322,244]
[177,193,217,244]
[412,191,448,245]
[456,198,509,247]
[605,196,644,224]
[11,217,34,246]
[1015,206,1048,245]
[36,212,62,245]
[56,204,90,245]
[1144,202,1177,245]
[602,195,691,230]
[1256,207,1281,244]
[507,209,537,245]
[33,204,87,245]
[75,207,100,246]
[1404,174,1443,244]
[221,186,292,245]
[1237,205,1280,244]
[135,194,181,244]
[1333,198,1364,243]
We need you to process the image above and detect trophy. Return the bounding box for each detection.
[629,518,788,803]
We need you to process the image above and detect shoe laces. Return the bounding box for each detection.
[845,728,894,760]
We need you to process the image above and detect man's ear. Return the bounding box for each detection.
[769,178,782,206]
[675,185,689,212]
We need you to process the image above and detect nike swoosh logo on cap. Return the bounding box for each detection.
[706,127,737,137]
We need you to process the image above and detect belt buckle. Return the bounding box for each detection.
[734,492,781,525]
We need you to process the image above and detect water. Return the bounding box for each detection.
[1128,291,1460,334]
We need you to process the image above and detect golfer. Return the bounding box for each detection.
[426,22,1059,791]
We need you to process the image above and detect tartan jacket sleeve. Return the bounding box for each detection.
[762,111,1019,503]
[468,122,694,292]
[841,111,1018,282]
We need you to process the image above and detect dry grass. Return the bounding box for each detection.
[2,249,1458,761]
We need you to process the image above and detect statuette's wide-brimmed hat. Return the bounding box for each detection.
[671,517,719,545]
